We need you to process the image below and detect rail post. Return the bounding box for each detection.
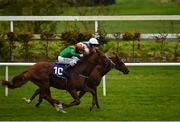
[102,75,106,96]
[95,20,98,33]
[5,66,9,96]
[10,21,14,32]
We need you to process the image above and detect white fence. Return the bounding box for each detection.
[1,62,180,97]
[0,15,180,33]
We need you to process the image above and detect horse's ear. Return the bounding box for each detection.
[109,52,116,57]
[112,52,115,54]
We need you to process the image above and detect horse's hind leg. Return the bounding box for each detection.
[63,90,80,108]
[22,88,40,104]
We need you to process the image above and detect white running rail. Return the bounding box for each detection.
[1,62,180,96]
[0,15,180,33]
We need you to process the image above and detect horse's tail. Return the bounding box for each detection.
[2,71,29,89]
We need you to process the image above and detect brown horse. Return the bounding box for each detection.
[22,51,129,111]
[2,47,110,112]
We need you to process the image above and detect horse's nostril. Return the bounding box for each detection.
[124,70,129,74]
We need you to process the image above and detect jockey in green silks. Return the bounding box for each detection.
[58,42,84,66]
[58,38,99,66]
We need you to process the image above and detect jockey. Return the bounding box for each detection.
[58,42,85,66]
[82,38,99,54]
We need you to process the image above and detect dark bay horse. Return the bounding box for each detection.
[22,51,129,111]
[2,47,110,113]
[76,52,129,110]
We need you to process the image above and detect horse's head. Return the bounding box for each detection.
[108,52,129,74]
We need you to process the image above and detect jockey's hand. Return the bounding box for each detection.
[79,54,84,57]
[70,60,77,66]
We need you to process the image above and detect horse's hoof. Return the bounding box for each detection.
[89,107,92,111]
[55,103,67,113]
[60,110,67,113]
[22,97,31,104]
[35,104,40,107]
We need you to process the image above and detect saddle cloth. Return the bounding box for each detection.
[51,63,69,79]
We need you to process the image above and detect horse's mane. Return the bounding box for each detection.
[75,47,97,66]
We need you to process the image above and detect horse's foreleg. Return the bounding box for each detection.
[94,88,100,108]
[83,86,96,111]
[79,90,86,98]
[35,96,43,107]
[71,90,86,104]
[41,87,66,113]
[44,95,66,113]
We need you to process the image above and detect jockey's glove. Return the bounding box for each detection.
[70,60,77,66]
[79,54,84,57]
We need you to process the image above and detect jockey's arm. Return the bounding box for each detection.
[70,48,81,58]
[83,45,90,55]
[59,46,78,58]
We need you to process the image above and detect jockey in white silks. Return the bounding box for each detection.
[82,38,99,55]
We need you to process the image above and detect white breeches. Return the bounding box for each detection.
[58,56,79,66]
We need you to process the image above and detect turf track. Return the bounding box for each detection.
[0,66,180,121]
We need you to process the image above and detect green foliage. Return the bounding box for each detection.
[134,32,141,40]
[122,32,134,41]
[0,34,9,61]
[61,30,93,45]
[0,31,179,62]
[17,32,33,61]
[122,32,141,41]
[40,32,55,60]
[101,40,180,62]
[6,32,18,61]
[40,32,54,40]
[67,0,115,6]
[97,30,108,45]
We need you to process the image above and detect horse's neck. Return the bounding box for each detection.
[98,61,112,76]
[71,53,98,76]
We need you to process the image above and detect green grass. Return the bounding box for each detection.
[0,66,180,121]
